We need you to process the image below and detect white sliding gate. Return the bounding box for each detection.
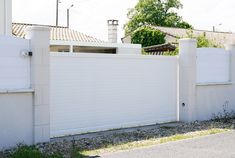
[50,53,178,137]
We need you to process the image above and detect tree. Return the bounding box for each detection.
[131,26,166,47]
[125,0,192,35]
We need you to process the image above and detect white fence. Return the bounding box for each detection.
[195,47,235,121]
[0,36,30,89]
[0,27,51,149]
[50,53,178,137]
[0,35,33,149]
[1,33,235,149]
[179,39,235,122]
[197,48,230,84]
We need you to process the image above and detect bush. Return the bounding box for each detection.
[131,26,166,47]
[186,30,221,48]
[10,145,62,158]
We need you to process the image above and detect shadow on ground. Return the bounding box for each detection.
[1,118,234,158]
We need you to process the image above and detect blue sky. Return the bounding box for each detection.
[12,0,235,42]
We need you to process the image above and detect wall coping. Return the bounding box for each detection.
[25,26,51,32]
[0,88,34,94]
[196,82,233,86]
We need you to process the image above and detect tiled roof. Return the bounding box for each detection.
[12,23,103,42]
[122,26,235,46]
[149,25,235,46]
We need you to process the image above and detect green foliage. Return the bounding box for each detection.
[71,150,88,158]
[163,47,179,56]
[131,26,166,47]
[166,30,221,56]
[186,30,220,48]
[197,35,219,48]
[125,0,193,34]
[10,145,62,158]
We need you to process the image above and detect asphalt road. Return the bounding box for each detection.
[100,131,235,158]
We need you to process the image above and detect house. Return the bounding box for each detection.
[12,21,141,54]
[122,25,235,49]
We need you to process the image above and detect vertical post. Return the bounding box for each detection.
[225,44,235,82]
[69,45,73,53]
[67,5,73,28]
[179,38,197,122]
[56,0,59,26]
[0,0,4,35]
[67,9,69,28]
[0,0,12,35]
[25,26,51,144]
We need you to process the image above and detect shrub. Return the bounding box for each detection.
[10,145,62,158]
[186,30,221,48]
[131,26,166,47]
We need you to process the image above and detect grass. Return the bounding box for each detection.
[81,128,230,156]
[1,128,231,158]
[3,145,63,158]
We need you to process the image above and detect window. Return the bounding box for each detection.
[50,45,70,52]
[73,46,116,54]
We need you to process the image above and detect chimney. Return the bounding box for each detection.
[0,0,12,35]
[107,19,118,43]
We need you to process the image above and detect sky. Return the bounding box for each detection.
[12,0,235,42]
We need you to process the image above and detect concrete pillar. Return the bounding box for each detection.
[25,26,51,144]
[179,38,197,122]
[225,44,235,82]
[0,0,12,35]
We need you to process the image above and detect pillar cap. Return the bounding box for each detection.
[25,26,51,32]
[179,38,197,43]
[225,44,235,51]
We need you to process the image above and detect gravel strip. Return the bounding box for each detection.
[1,119,235,158]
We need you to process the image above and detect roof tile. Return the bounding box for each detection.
[12,23,103,43]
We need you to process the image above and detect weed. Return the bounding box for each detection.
[212,101,235,123]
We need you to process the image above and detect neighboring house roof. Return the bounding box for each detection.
[122,25,235,46]
[149,25,234,45]
[12,23,103,42]
[143,43,176,52]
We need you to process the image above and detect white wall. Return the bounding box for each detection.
[1,34,235,150]
[0,35,33,150]
[196,84,235,120]
[117,47,142,55]
[179,39,235,122]
[0,92,33,149]
[197,48,230,83]
[50,53,178,137]
[0,27,50,149]
[0,36,30,89]
[194,46,235,121]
